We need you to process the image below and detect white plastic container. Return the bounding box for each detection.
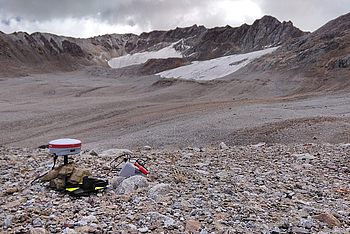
[48,138,81,156]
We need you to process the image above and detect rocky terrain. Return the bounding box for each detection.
[1,12,350,234]
[1,143,350,233]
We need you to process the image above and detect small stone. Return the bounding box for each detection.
[3,215,13,228]
[5,187,19,194]
[293,153,316,160]
[270,227,281,234]
[80,215,97,225]
[62,228,77,234]
[193,147,201,152]
[75,226,97,233]
[32,217,44,227]
[89,150,98,156]
[252,142,266,147]
[138,227,149,233]
[291,227,309,234]
[163,217,175,228]
[314,212,341,227]
[219,142,229,150]
[185,219,201,233]
[183,153,194,159]
[30,228,48,234]
[144,146,152,150]
[300,218,313,229]
[149,183,171,202]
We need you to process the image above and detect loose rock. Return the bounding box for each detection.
[314,213,341,227]
[149,183,171,202]
[219,142,229,150]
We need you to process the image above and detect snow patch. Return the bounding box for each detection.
[158,47,278,81]
[108,42,182,69]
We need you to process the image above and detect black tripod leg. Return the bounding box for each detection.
[64,155,68,165]
[52,155,58,169]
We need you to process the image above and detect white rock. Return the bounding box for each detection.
[219,142,229,150]
[63,228,77,234]
[138,227,149,233]
[3,215,13,228]
[193,147,201,152]
[292,153,316,160]
[32,217,44,227]
[144,145,152,150]
[115,175,148,194]
[164,217,175,228]
[252,142,266,147]
[79,215,97,225]
[147,212,176,228]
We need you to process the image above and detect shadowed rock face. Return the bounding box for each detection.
[140,58,191,75]
[0,15,305,76]
[62,40,84,57]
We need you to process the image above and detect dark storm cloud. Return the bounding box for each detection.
[0,0,349,37]
[0,0,214,29]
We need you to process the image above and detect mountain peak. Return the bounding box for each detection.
[254,15,281,26]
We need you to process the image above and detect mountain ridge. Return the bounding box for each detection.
[0,15,305,76]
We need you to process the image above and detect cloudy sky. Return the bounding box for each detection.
[0,0,349,38]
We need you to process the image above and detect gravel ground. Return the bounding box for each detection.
[0,68,350,150]
[1,143,350,233]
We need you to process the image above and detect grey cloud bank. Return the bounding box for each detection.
[0,0,349,37]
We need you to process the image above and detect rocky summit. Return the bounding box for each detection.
[1,143,350,233]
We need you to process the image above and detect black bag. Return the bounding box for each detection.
[65,176,108,196]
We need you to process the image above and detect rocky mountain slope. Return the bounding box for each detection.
[0,32,137,76]
[0,15,305,76]
[241,12,350,92]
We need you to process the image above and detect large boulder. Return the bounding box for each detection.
[115,175,148,195]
